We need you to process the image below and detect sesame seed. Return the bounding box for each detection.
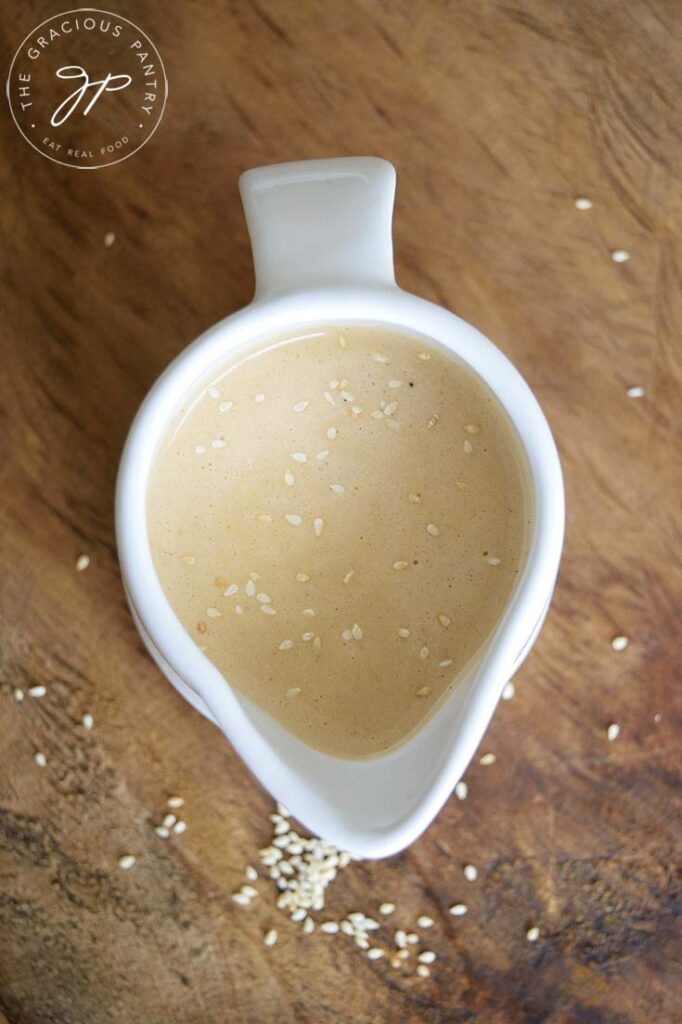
[173,820,187,834]
[384,401,398,416]
[464,423,480,434]
[278,640,294,650]
[264,928,278,946]
[329,379,339,390]
[654,713,662,723]
[526,926,540,942]
[340,920,354,935]
[487,556,501,566]
[416,686,431,697]
[343,570,355,584]
[327,426,337,440]
[206,607,221,618]
[351,404,363,415]
[291,452,307,463]
[208,386,220,399]
[261,605,276,616]
[449,903,468,916]
[82,713,94,730]
[393,560,408,571]
[285,514,302,526]
[437,613,451,628]
[316,449,329,460]
[28,685,46,698]
[418,950,436,963]
[256,593,272,604]
[224,584,239,596]
[314,517,323,537]
[162,813,177,828]
[395,930,407,948]
[439,659,453,668]
[627,386,645,398]
[219,401,233,412]
[195,445,206,455]
[379,902,395,915]
[291,908,307,922]
[75,553,90,572]
[351,623,363,640]
[329,484,345,495]
[241,885,258,898]
[367,947,384,960]
[232,892,250,906]
[408,493,421,503]
[303,916,315,934]
[341,390,354,402]
[419,646,429,660]
[426,523,440,537]
[342,629,353,641]
[455,781,468,800]
[287,688,301,699]
[118,854,136,870]
[606,722,621,742]
[417,915,434,928]
[610,249,630,263]
[211,439,226,448]
[293,400,309,412]
[502,681,516,701]
[372,353,389,363]
[388,379,403,389]
[256,514,272,524]
[463,440,473,454]
[182,555,196,565]
[104,231,116,247]
[296,573,310,582]
[427,414,439,429]
[254,393,266,403]
[574,196,593,210]
[323,391,336,406]
[302,608,315,617]
[34,752,47,767]
[235,604,243,615]
[611,635,629,651]
[397,627,410,638]
[167,796,184,809]
[416,964,431,978]
[321,921,339,933]
[14,688,24,702]
[283,470,295,487]
[463,864,478,882]
[244,866,258,883]
[371,409,384,420]
[154,825,170,838]
[479,752,496,765]
[418,352,431,361]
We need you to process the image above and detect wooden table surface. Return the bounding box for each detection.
[1,2,680,1021]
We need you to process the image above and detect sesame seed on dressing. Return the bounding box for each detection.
[254,393,266,403]
[291,452,308,463]
[487,556,501,566]
[438,613,451,628]
[326,426,338,440]
[293,400,309,412]
[182,555,196,565]
[329,484,345,495]
[418,352,431,361]
[397,627,410,638]
[463,440,473,454]
[284,470,295,486]
[313,517,324,536]
[416,686,431,697]
[287,688,301,699]
[285,514,302,526]
[427,414,439,429]
[278,640,294,650]
[393,561,408,571]
[208,386,220,399]
[343,570,355,584]
[219,401,234,412]
[296,573,310,583]
[372,353,389,363]
[426,523,440,536]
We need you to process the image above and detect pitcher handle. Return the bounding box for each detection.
[239,157,397,300]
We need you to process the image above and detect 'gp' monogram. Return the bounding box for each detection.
[50,65,132,126]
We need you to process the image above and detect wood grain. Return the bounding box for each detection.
[1,1,680,1022]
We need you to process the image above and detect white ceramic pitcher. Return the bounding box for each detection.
[116,157,564,858]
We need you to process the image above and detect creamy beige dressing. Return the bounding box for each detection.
[147,324,531,758]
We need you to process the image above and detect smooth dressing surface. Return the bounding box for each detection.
[147,325,531,758]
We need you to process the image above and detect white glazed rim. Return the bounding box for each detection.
[116,285,564,856]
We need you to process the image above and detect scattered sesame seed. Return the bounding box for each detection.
[455,781,468,800]
[439,659,453,668]
[502,681,516,701]
[34,752,47,767]
[611,635,629,651]
[104,231,116,247]
[327,426,338,440]
[241,885,258,898]
[232,892,250,906]
[314,517,324,537]
[437,613,451,628]
[173,820,187,834]
[303,916,315,934]
[654,713,662,723]
[82,713,94,730]
[211,439,226,449]
[526,926,540,942]
[464,423,480,434]
[261,605,277,616]
[406,932,419,944]
[254,393,266,403]
[14,688,24,702]
[285,514,302,526]
[397,627,410,638]
[291,908,307,922]
[235,604,244,615]
[463,864,478,882]
[417,915,434,928]
[28,685,46,698]
[606,722,621,742]
[313,636,322,650]
[323,391,336,406]
[206,607,221,618]
[208,386,220,399]
[316,449,330,461]
[321,921,339,933]
[388,379,403,389]
[627,386,645,398]
[393,560,408,571]
[219,400,233,412]
[329,484,345,495]
[118,854,136,870]
[291,452,307,463]
[416,964,431,978]
[302,608,315,617]
[351,404,363,415]
[224,584,239,596]
[416,686,431,697]
[479,752,496,765]
[287,688,301,699]
[256,513,272,524]
[195,445,206,455]
[463,440,473,454]
[249,571,261,582]
[284,469,295,487]
[574,196,593,210]
[75,553,91,573]
[395,929,407,948]
[343,570,355,584]
[418,950,436,963]
[352,623,364,640]
[162,813,177,828]
[426,523,440,537]
[372,353,389,363]
[263,927,278,946]
[418,352,431,361]
[449,903,468,916]
[419,646,429,660]
[182,555,196,565]
[487,556,501,566]
[408,493,421,503]
[610,249,630,263]
[367,947,384,960]
[167,796,184,809]
[427,414,439,429]
[329,379,339,390]
[384,401,398,417]
[379,902,396,915]
[296,573,310,582]
[293,400,309,413]
[278,640,294,650]
[154,825,170,839]
[371,409,384,420]
[256,593,272,604]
